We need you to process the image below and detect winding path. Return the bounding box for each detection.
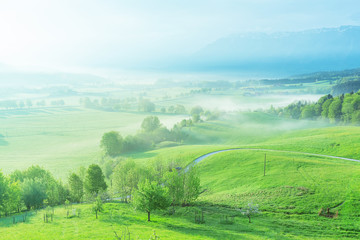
[187,148,360,169]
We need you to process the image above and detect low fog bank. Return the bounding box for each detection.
[189,94,323,112]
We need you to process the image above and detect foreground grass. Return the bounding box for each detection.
[1,202,358,239]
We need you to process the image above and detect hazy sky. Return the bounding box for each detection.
[0,0,360,73]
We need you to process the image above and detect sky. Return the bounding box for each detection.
[0,0,360,74]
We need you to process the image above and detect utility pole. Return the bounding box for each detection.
[264,154,266,176]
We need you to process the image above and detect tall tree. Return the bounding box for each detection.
[68,173,83,203]
[0,171,9,214]
[328,98,342,122]
[84,164,107,195]
[22,178,47,210]
[183,166,201,205]
[164,169,184,209]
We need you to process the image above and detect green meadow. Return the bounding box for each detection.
[0,107,185,178]
[1,148,359,239]
[1,97,360,239]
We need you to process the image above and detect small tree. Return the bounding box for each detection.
[239,202,260,223]
[190,106,204,115]
[93,195,103,219]
[132,180,170,221]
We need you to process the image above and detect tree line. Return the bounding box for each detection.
[100,108,220,156]
[270,91,360,123]
[0,164,107,216]
[0,99,66,110]
[0,157,200,222]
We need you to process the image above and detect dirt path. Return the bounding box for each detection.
[187,148,360,169]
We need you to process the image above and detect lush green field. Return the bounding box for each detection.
[0,107,185,178]
[1,104,360,239]
[2,146,360,239]
[1,201,358,239]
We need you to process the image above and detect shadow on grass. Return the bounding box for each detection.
[99,203,296,240]
[0,211,37,227]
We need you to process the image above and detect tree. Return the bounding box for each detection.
[46,179,68,206]
[0,171,9,214]
[174,105,186,114]
[3,181,22,214]
[168,105,175,113]
[301,105,315,119]
[164,169,184,209]
[113,160,142,202]
[68,173,83,203]
[192,114,201,123]
[138,99,155,112]
[141,116,161,132]
[100,131,123,157]
[183,166,201,205]
[22,178,47,210]
[321,98,333,118]
[93,195,103,219]
[84,164,107,195]
[239,202,260,223]
[190,106,204,115]
[328,98,342,122]
[132,180,170,221]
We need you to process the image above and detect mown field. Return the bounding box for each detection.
[0,107,185,178]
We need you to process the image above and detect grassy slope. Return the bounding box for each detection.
[198,150,360,213]
[1,109,360,238]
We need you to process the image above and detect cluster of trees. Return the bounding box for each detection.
[0,164,107,216]
[111,159,201,221]
[138,99,155,112]
[0,100,44,109]
[271,91,360,123]
[101,116,188,156]
[0,99,67,110]
[332,79,360,96]
[80,97,136,112]
[50,100,65,106]
[1,156,201,222]
[100,106,221,157]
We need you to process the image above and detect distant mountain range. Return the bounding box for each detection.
[173,25,360,76]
